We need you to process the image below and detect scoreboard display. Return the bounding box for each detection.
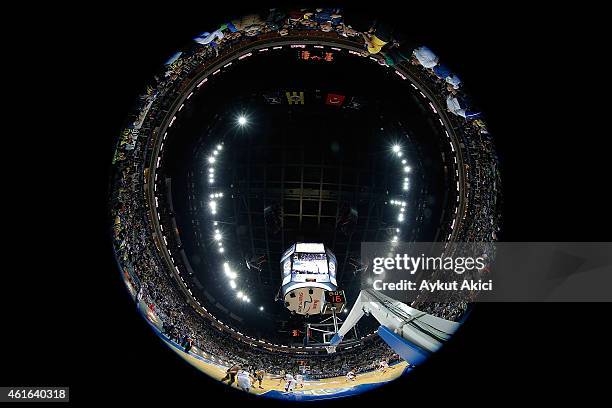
[323,290,346,314]
[280,243,339,315]
[281,243,337,286]
[326,290,345,305]
[299,50,334,62]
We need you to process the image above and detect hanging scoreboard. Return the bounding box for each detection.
[280,243,338,315]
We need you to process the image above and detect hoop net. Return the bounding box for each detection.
[324,345,337,354]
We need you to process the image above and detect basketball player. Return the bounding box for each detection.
[136,286,144,308]
[346,370,356,381]
[378,359,389,374]
[255,368,265,389]
[221,363,241,386]
[295,373,304,388]
[237,369,253,392]
[284,372,296,393]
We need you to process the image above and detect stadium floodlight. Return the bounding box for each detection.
[229,280,237,289]
[224,262,238,279]
[237,291,244,299]
[214,232,222,241]
[398,214,405,222]
[208,156,216,164]
[218,247,224,253]
[402,159,407,164]
[404,166,411,173]
[217,144,223,150]
[392,145,401,153]
[259,306,264,311]
[237,115,247,126]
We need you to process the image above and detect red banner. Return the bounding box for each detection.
[325,93,345,106]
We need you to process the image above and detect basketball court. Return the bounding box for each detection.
[140,303,410,401]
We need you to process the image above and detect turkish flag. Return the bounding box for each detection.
[325,93,345,106]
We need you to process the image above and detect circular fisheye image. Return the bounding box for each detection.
[110,7,501,401]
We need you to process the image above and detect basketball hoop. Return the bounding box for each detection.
[324,345,337,354]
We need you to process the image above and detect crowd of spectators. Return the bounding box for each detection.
[407,48,501,319]
[110,6,501,375]
[355,22,501,323]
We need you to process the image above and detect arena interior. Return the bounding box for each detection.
[110,7,501,401]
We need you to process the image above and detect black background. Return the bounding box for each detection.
[3,1,610,405]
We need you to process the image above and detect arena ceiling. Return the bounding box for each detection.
[154,45,456,345]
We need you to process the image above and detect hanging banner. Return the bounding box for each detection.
[286,91,305,105]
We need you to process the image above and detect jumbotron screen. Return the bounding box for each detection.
[292,252,328,274]
[287,243,336,281]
